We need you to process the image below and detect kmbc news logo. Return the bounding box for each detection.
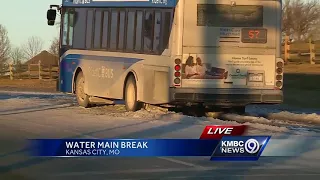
[200,125,270,161]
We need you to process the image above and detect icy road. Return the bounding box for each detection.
[0,90,319,180]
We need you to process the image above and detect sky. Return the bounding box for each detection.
[0,0,62,50]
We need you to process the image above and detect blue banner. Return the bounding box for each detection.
[30,139,219,157]
[63,0,177,7]
[29,137,271,161]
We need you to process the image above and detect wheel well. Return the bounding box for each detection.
[73,67,83,93]
[123,72,136,99]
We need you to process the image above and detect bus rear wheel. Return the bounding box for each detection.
[75,72,90,108]
[124,76,143,111]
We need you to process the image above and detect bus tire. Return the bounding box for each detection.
[124,75,143,112]
[75,72,90,108]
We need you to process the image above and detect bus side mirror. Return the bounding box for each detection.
[47,9,57,26]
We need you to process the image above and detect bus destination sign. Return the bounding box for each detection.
[241,28,267,44]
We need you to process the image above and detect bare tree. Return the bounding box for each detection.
[0,24,11,69]
[48,37,59,57]
[282,0,293,36]
[22,36,44,60]
[282,0,320,41]
[10,47,25,65]
[308,17,320,40]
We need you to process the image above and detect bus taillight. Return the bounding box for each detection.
[276,75,282,81]
[276,68,283,74]
[275,58,284,89]
[174,65,181,71]
[174,78,181,84]
[276,61,283,68]
[276,81,282,87]
[175,58,181,64]
[174,58,181,86]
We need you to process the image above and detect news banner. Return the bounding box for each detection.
[28,125,317,161]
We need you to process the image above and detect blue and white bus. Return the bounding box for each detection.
[47,0,283,113]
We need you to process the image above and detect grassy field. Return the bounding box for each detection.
[284,64,320,74]
[0,79,57,92]
[283,64,320,109]
[0,64,319,109]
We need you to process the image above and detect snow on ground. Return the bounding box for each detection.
[0,90,319,136]
[0,90,76,115]
[247,104,320,124]
[266,111,320,124]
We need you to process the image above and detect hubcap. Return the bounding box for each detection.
[126,82,135,109]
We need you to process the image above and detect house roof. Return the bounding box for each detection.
[25,50,59,66]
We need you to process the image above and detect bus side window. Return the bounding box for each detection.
[110,11,118,50]
[68,10,75,46]
[62,12,68,46]
[135,11,143,51]
[86,10,94,49]
[102,11,109,49]
[153,11,161,53]
[144,11,153,51]
[118,11,126,50]
[126,11,135,51]
[162,11,172,50]
[73,8,86,49]
[94,10,102,49]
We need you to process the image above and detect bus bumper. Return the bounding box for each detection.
[169,88,283,106]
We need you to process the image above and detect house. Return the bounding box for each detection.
[25,50,59,67]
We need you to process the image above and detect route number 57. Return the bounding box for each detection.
[248,30,260,39]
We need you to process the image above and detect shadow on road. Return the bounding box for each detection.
[0,111,319,179]
[0,91,76,115]
[0,113,199,175]
[0,103,75,115]
[0,94,319,178]
[0,92,70,101]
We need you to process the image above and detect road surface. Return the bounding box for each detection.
[0,90,319,180]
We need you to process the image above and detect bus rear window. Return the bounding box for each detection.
[197,4,263,27]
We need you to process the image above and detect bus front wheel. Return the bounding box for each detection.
[124,76,143,111]
[75,72,90,108]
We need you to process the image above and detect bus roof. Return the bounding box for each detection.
[62,0,177,7]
